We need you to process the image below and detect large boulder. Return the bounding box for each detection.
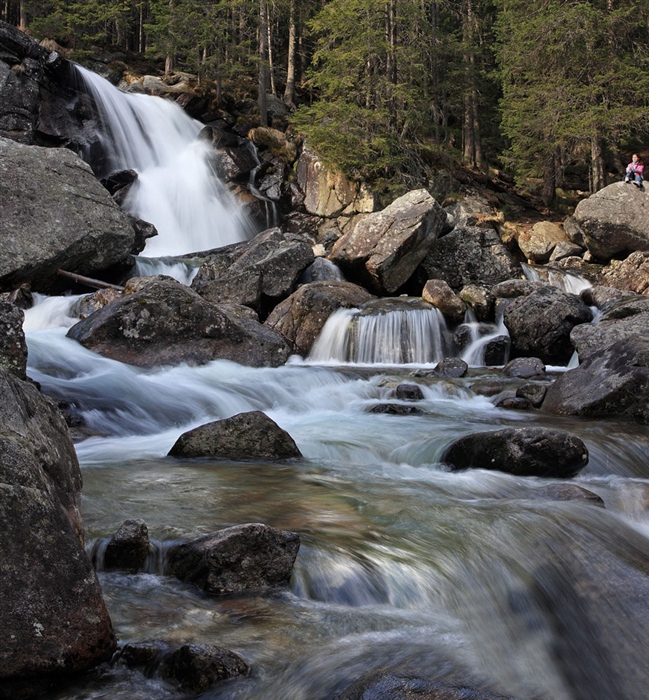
[168,411,302,461]
[517,221,568,263]
[417,226,520,292]
[330,189,446,294]
[66,277,291,368]
[265,280,375,357]
[0,301,27,379]
[0,368,115,697]
[166,523,300,595]
[0,137,151,293]
[600,251,649,294]
[542,337,649,424]
[573,182,649,259]
[440,427,589,478]
[296,146,376,217]
[503,286,593,365]
[191,228,314,315]
[570,297,649,361]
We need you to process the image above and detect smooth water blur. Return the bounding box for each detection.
[25,294,649,700]
[76,66,249,257]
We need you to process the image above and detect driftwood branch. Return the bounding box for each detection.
[56,269,125,292]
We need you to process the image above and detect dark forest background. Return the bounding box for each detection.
[3,0,649,206]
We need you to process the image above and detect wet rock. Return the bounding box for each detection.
[192,228,314,315]
[99,168,138,196]
[550,241,585,262]
[66,277,291,369]
[297,146,376,217]
[0,284,33,310]
[495,396,533,410]
[368,403,425,415]
[491,279,544,298]
[440,427,589,478]
[395,383,425,401]
[483,335,510,366]
[436,358,468,378]
[0,300,27,379]
[0,136,147,293]
[600,251,649,294]
[330,189,446,294]
[159,643,248,693]
[503,286,592,365]
[212,142,258,182]
[418,226,520,292]
[573,182,649,259]
[0,368,115,696]
[518,221,568,263]
[168,410,302,461]
[458,284,495,322]
[542,337,649,424]
[116,642,165,669]
[422,279,467,324]
[71,288,123,319]
[579,285,637,309]
[299,257,345,284]
[166,522,300,595]
[104,519,150,572]
[571,301,649,361]
[504,357,546,379]
[265,281,374,357]
[515,382,548,408]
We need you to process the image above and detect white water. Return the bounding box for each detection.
[521,263,592,295]
[76,66,249,257]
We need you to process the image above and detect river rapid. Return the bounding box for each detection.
[27,66,649,700]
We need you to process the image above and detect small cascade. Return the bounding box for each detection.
[132,256,198,285]
[75,65,248,257]
[521,263,592,294]
[309,300,451,365]
[246,141,279,229]
[458,309,510,368]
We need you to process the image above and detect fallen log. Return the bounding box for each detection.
[57,269,125,292]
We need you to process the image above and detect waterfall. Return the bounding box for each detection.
[521,262,592,294]
[75,65,249,257]
[458,308,510,368]
[309,306,451,365]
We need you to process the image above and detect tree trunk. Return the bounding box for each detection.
[591,136,606,192]
[258,0,269,126]
[18,0,25,30]
[267,8,276,95]
[542,151,557,208]
[284,0,297,108]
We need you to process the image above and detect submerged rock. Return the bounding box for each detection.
[265,280,374,357]
[395,383,425,401]
[440,427,589,478]
[159,643,248,693]
[330,189,446,294]
[0,368,115,697]
[0,136,149,293]
[66,277,290,368]
[168,410,302,461]
[504,357,546,379]
[166,523,300,595]
[542,337,649,424]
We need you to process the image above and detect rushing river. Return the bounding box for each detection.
[25,65,649,700]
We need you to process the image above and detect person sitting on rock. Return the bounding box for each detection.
[624,154,644,188]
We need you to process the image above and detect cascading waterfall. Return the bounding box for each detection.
[75,65,249,257]
[458,308,510,367]
[521,262,592,295]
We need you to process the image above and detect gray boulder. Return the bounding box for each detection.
[600,251,649,294]
[0,137,152,293]
[440,427,589,478]
[579,285,637,309]
[422,279,467,324]
[573,182,649,259]
[0,368,115,696]
[66,277,291,368]
[503,286,593,364]
[191,227,314,314]
[571,298,649,361]
[418,226,520,292]
[542,337,649,424]
[0,301,27,379]
[491,279,544,298]
[103,519,150,572]
[518,221,568,263]
[265,280,374,357]
[330,189,446,294]
[166,523,300,595]
[168,410,302,461]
